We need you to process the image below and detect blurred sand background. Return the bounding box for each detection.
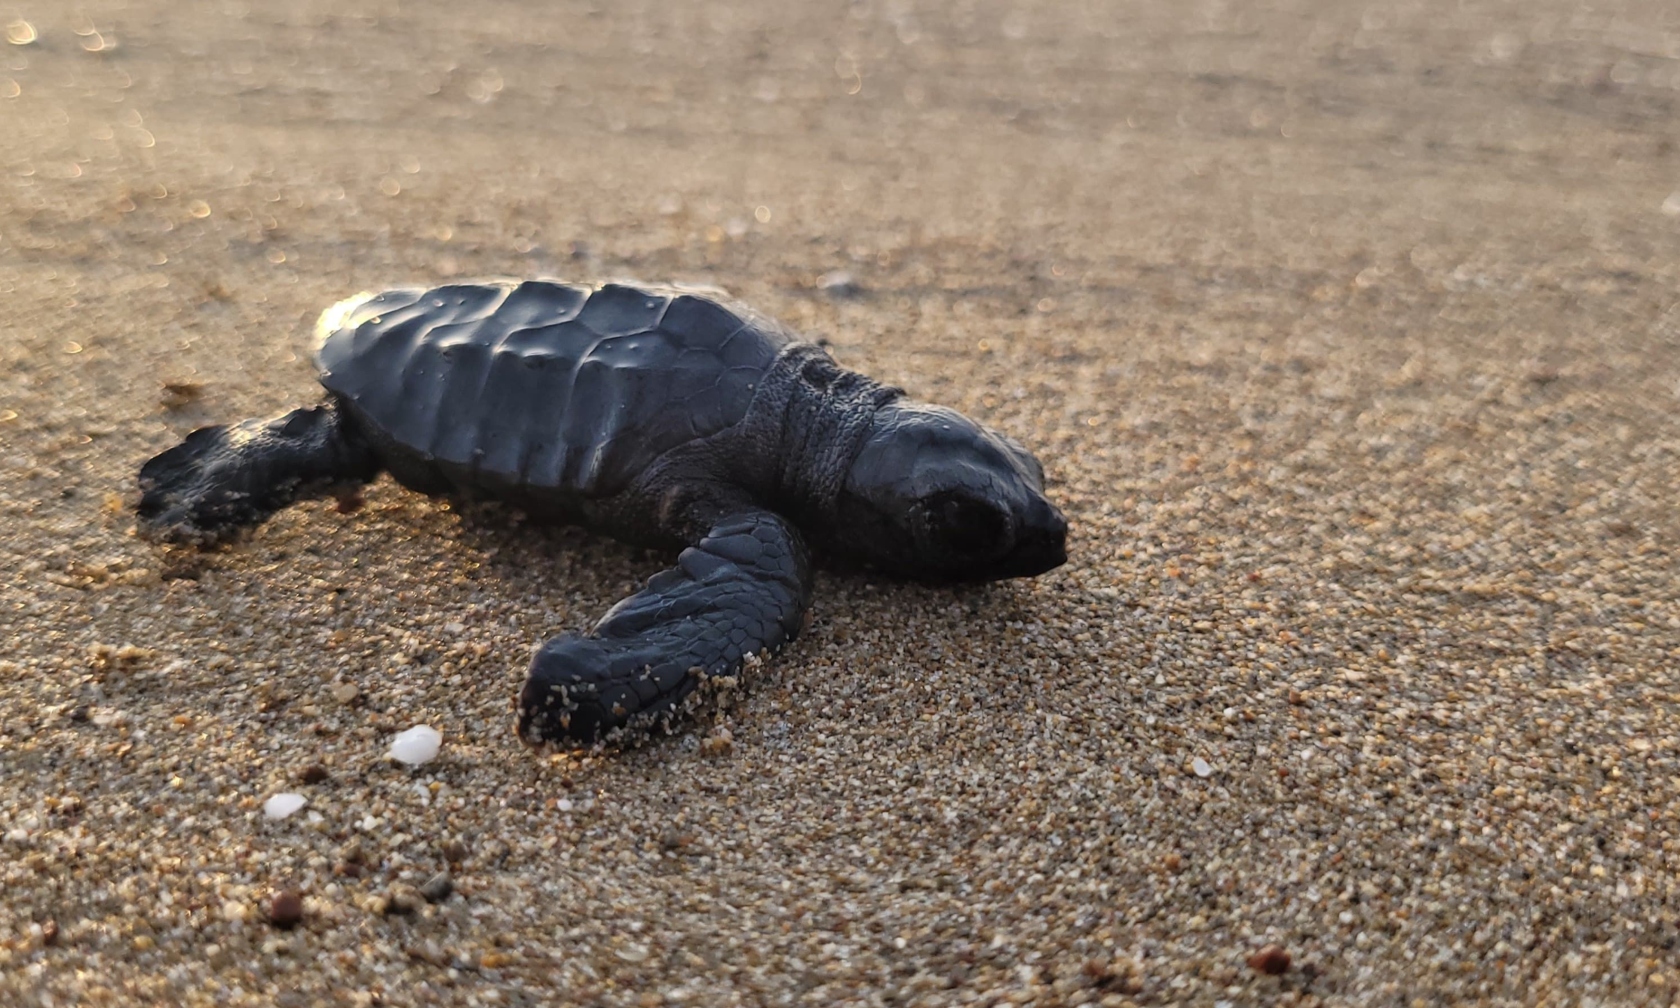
[3,1,1680,1005]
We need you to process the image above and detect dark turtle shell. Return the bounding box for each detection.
[315,280,787,497]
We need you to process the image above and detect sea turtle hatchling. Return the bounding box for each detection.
[136,279,1068,745]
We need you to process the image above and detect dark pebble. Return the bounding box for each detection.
[420,872,453,903]
[268,890,305,929]
[1247,944,1291,975]
[383,884,424,915]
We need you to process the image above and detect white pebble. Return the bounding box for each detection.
[817,269,859,295]
[1192,757,1213,778]
[389,725,442,765]
[264,793,307,819]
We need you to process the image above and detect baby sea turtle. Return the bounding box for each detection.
[136,280,1067,745]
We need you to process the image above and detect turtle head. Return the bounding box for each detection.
[834,403,1067,581]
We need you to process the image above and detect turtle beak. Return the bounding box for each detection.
[998,496,1067,577]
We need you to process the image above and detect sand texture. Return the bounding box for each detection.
[3,1,1680,1005]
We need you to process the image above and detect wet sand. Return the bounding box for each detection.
[3,1,1679,1004]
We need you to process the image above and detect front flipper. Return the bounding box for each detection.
[137,402,381,546]
[517,510,812,745]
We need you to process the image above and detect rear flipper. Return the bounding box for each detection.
[518,510,812,745]
[136,401,382,546]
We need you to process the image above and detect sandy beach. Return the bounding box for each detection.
[3,1,1679,1004]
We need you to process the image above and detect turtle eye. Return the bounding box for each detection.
[925,491,1009,556]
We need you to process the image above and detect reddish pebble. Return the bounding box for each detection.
[41,919,59,946]
[268,890,304,929]
[1247,944,1291,975]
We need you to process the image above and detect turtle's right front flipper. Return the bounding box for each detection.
[137,401,381,546]
[518,509,813,746]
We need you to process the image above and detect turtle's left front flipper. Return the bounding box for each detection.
[518,510,812,745]
[137,402,382,546]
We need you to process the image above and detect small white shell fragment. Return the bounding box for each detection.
[817,269,858,295]
[264,793,307,819]
[389,725,442,766]
[1191,757,1213,778]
